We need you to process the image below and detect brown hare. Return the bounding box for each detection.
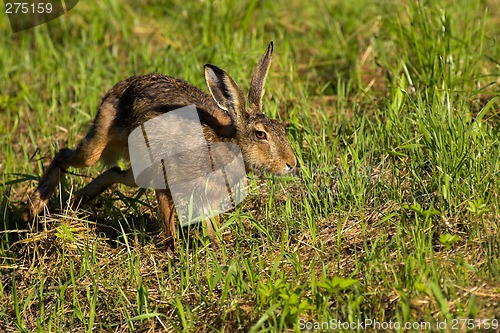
[23,42,296,249]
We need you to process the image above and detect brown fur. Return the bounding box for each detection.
[23,42,296,250]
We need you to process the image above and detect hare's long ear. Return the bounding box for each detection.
[205,64,246,125]
[248,41,273,113]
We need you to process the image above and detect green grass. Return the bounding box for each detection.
[1,0,499,332]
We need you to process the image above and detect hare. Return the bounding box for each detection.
[23,42,297,249]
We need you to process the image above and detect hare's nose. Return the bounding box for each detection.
[284,153,297,173]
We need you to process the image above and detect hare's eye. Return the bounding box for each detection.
[255,130,267,140]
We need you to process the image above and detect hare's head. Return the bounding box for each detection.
[204,42,296,175]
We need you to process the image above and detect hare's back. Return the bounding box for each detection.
[102,74,234,140]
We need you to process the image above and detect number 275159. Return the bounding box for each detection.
[5,2,53,14]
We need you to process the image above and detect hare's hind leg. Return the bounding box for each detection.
[74,167,137,204]
[23,99,118,221]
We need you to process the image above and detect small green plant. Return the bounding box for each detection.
[439,233,462,249]
[466,198,490,216]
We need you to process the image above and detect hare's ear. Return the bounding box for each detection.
[205,64,246,122]
[248,41,273,112]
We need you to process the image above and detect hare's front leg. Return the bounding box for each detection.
[155,190,222,250]
[155,189,177,250]
[206,216,220,247]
